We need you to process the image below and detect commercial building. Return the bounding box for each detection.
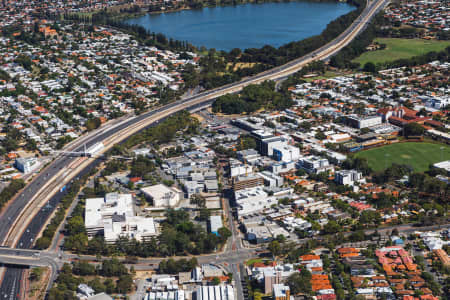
[194,285,234,300]
[85,193,157,243]
[183,181,204,198]
[146,290,185,300]
[335,170,363,186]
[209,215,223,235]
[251,130,292,157]
[14,157,40,174]
[77,284,95,299]
[205,180,219,193]
[345,115,382,129]
[257,171,284,188]
[261,137,290,157]
[433,160,450,175]
[145,274,185,300]
[245,224,273,244]
[232,174,264,191]
[249,263,297,294]
[103,215,156,243]
[272,144,300,162]
[229,158,253,177]
[297,156,333,174]
[270,161,296,174]
[234,187,276,216]
[237,149,260,163]
[141,184,182,208]
[273,284,290,300]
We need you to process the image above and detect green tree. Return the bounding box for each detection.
[30,267,44,282]
[286,269,312,295]
[34,236,51,250]
[218,227,232,242]
[403,122,425,137]
[88,278,106,293]
[85,117,101,131]
[101,258,128,277]
[323,220,341,234]
[116,274,133,293]
[66,215,85,236]
[315,131,327,140]
[238,135,256,150]
[198,208,211,221]
[268,240,281,257]
[363,62,377,73]
[104,279,115,294]
[72,260,96,276]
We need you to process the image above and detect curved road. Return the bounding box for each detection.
[0,0,389,298]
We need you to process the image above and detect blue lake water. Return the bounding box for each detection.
[125,1,355,51]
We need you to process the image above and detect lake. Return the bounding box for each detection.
[125,1,355,51]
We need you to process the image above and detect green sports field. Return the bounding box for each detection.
[353,38,450,66]
[355,142,450,172]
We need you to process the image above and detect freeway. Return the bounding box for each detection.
[0,0,389,297]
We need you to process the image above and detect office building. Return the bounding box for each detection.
[272,144,300,162]
[85,193,157,243]
[15,157,40,174]
[195,285,234,300]
[141,184,182,208]
[232,174,264,191]
[209,215,223,235]
[273,284,290,300]
[335,170,363,186]
[345,115,382,129]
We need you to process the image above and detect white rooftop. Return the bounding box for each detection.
[85,193,133,229]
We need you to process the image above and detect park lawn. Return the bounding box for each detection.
[245,258,263,266]
[352,38,450,66]
[303,71,343,82]
[354,142,450,172]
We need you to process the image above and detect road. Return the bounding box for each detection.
[0,222,447,288]
[0,0,389,297]
[0,222,447,299]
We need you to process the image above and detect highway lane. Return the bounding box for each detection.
[0,0,388,297]
[0,267,23,300]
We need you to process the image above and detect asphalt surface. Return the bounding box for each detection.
[0,0,388,297]
[0,267,24,300]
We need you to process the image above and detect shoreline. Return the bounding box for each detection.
[63,0,361,54]
[145,0,350,16]
[82,0,353,22]
[120,0,357,51]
